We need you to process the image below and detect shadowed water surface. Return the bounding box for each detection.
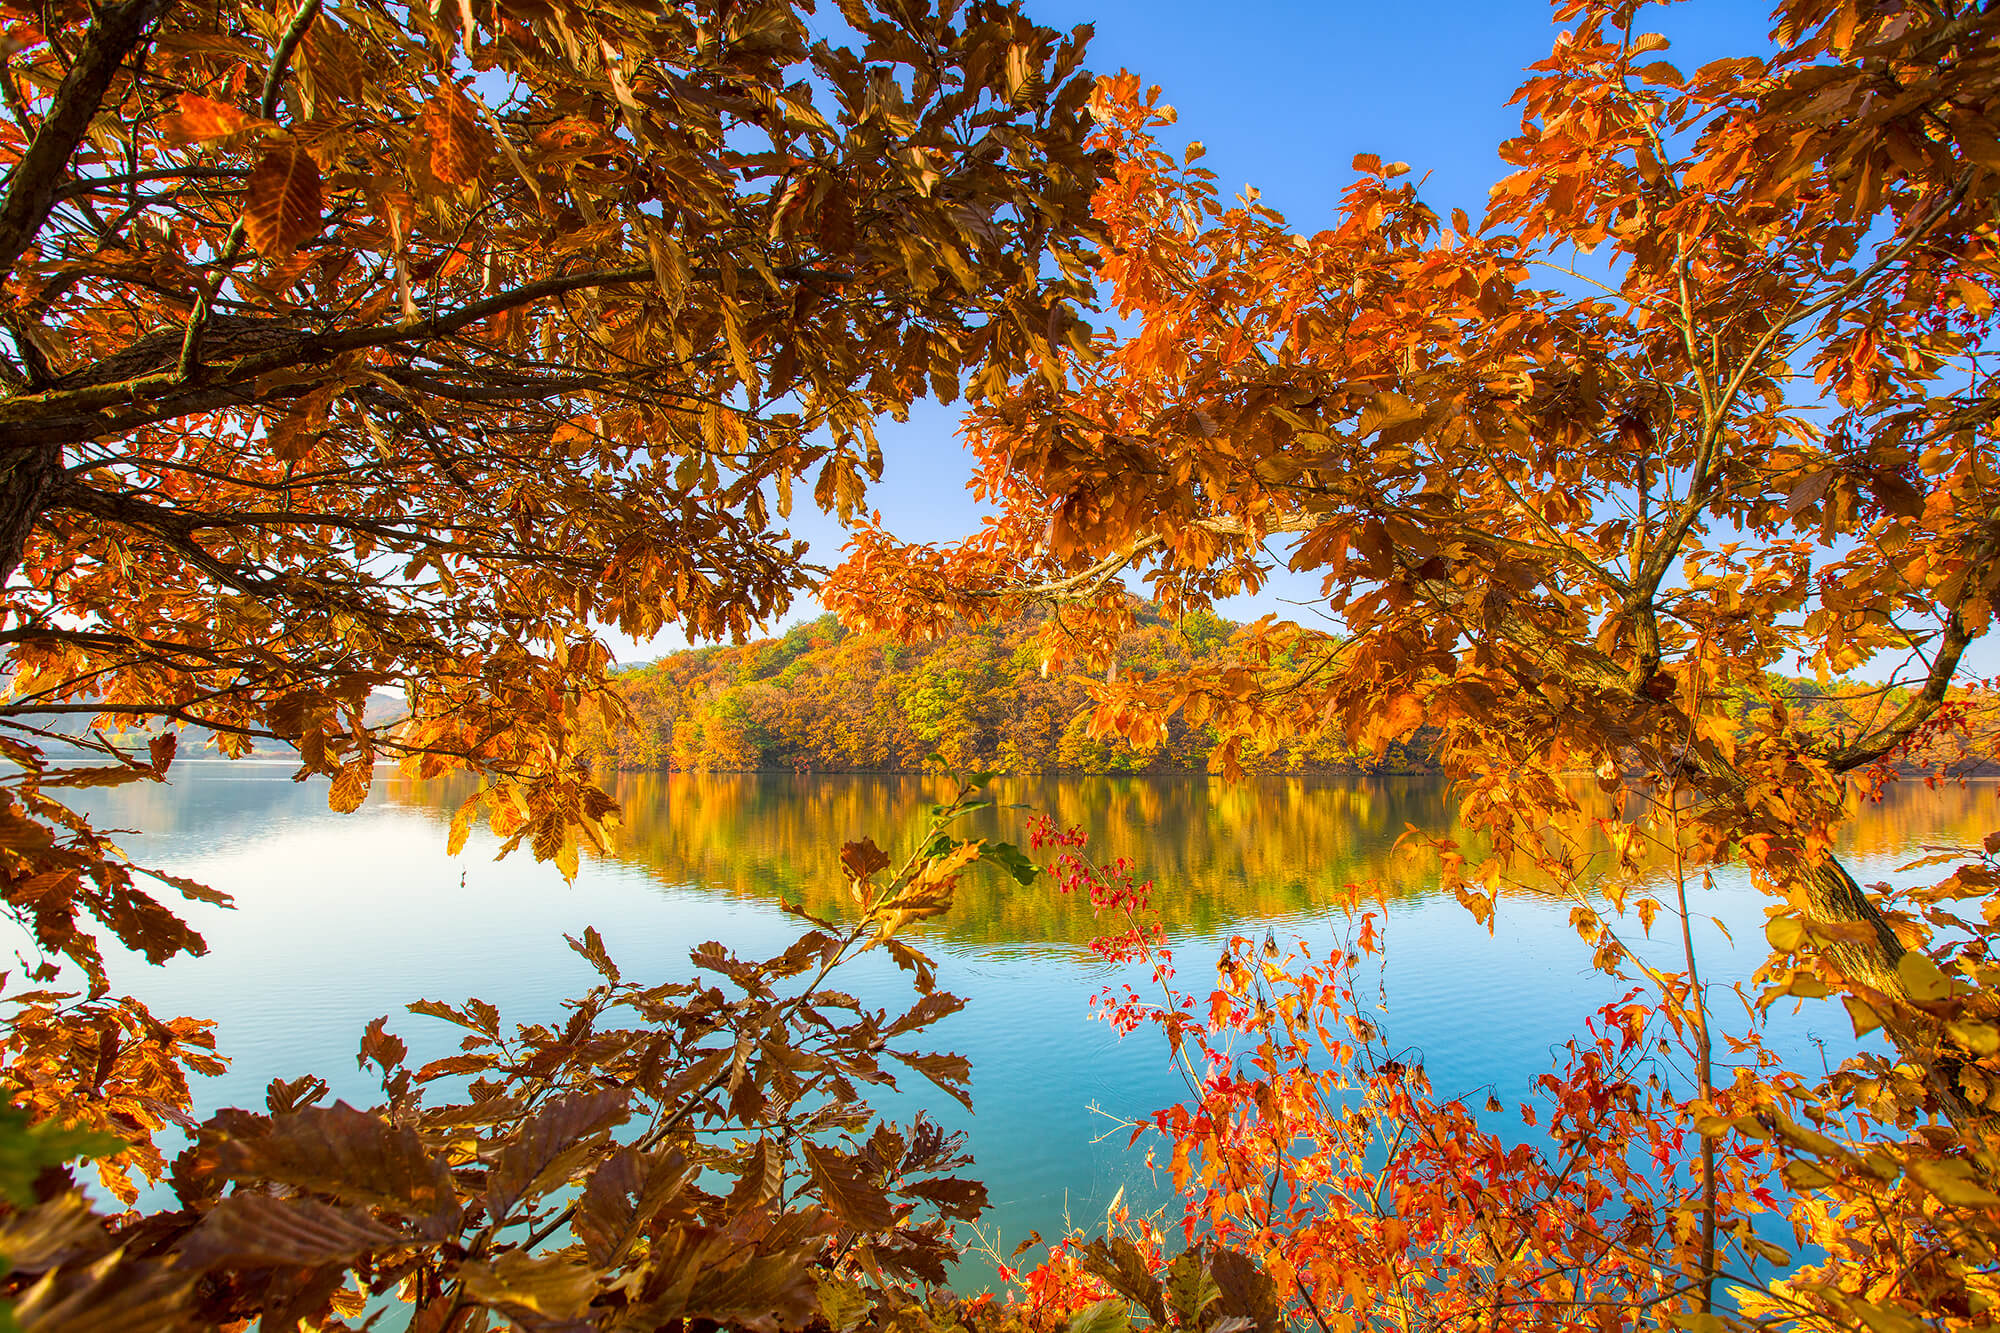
[57,764,2000,1282]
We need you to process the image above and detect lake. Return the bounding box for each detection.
[55,762,2000,1284]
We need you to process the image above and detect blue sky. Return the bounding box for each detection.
[624,3,1991,687]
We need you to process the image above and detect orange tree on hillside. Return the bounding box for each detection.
[0,0,1099,1164]
[828,0,2000,1327]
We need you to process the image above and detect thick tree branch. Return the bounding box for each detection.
[0,0,170,290]
[0,261,848,447]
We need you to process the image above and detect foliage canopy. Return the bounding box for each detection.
[831,0,2000,1118]
[6,0,2000,1330]
[0,0,1097,972]
[0,0,1100,1324]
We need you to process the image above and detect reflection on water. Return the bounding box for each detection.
[392,769,2000,945]
[49,763,2000,1286]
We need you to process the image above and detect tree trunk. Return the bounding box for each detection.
[1794,851,1988,1131]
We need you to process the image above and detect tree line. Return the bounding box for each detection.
[588,609,1999,778]
[585,609,1438,775]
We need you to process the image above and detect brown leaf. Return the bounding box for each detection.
[176,1192,404,1270]
[684,1249,821,1333]
[900,1174,988,1222]
[882,938,936,995]
[564,926,620,981]
[1079,1235,1167,1325]
[484,1088,629,1221]
[458,1250,597,1320]
[800,1141,893,1233]
[839,838,891,880]
[265,1074,329,1114]
[357,1015,406,1073]
[888,1049,972,1112]
[212,1102,453,1217]
[0,1194,110,1275]
[10,1251,197,1333]
[241,147,323,261]
[574,1146,690,1268]
[723,1138,782,1215]
[147,732,175,777]
[1209,1247,1281,1333]
[883,991,965,1037]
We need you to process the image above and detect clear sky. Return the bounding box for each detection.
[617,3,1935,669]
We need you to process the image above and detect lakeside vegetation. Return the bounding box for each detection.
[381,769,2000,948]
[588,610,2000,777]
[588,609,1438,775]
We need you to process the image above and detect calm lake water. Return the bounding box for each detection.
[55,763,2000,1282]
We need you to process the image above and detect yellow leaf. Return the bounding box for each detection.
[1896,950,1952,1003]
[458,1251,597,1319]
[1785,971,1829,999]
[1947,1020,2000,1057]
[328,762,371,814]
[446,799,476,856]
[1764,914,1805,951]
[1908,1157,2000,1209]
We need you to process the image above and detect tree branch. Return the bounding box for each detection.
[0,0,170,289]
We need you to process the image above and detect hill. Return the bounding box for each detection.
[585,610,1439,775]
[587,611,2000,779]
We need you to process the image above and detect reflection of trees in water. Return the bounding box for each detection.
[68,760,341,840]
[381,773,2000,947]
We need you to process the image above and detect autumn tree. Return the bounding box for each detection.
[829,0,2000,1327]
[0,0,1103,1154]
[832,0,1999,1111]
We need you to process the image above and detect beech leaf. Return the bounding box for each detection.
[801,1141,894,1233]
[241,146,324,261]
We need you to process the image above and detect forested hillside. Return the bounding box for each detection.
[589,611,1999,776]
[586,609,1441,774]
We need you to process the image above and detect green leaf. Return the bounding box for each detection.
[815,1274,870,1333]
[0,1106,126,1209]
[980,840,1039,886]
[1165,1249,1221,1327]
[1068,1298,1131,1333]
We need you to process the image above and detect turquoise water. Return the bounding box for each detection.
[51,763,2000,1282]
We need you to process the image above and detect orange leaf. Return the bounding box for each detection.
[425,90,489,189]
[159,93,274,146]
[241,146,323,261]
